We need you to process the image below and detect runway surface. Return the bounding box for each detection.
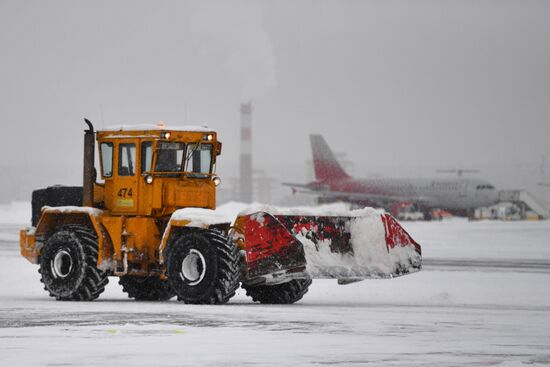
[1,220,549,366]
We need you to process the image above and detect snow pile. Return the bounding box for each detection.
[298,213,419,279]
[42,206,104,217]
[353,216,421,273]
[219,201,417,279]
[236,202,384,217]
[215,201,263,220]
[103,124,212,132]
[216,201,368,220]
[0,202,30,224]
[169,207,231,227]
[161,208,232,251]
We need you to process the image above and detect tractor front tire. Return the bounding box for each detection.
[39,225,109,301]
[119,276,175,301]
[242,279,312,304]
[165,230,240,305]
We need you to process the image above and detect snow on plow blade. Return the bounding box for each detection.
[232,208,421,284]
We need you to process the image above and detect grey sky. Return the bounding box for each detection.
[1,0,549,203]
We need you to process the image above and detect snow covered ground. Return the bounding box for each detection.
[0,202,549,366]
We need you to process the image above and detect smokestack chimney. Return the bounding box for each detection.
[240,102,253,203]
[83,119,95,207]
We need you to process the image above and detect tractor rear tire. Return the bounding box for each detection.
[39,225,109,301]
[242,279,312,304]
[165,230,240,305]
[119,276,175,301]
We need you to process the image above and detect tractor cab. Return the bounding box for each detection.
[94,124,222,217]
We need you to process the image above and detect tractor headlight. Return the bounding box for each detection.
[145,175,154,184]
[212,176,221,186]
[204,134,213,141]
[161,132,171,139]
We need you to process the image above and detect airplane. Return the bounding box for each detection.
[283,134,499,218]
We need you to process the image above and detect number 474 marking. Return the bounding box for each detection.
[117,188,133,198]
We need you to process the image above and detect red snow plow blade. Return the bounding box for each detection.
[232,209,422,285]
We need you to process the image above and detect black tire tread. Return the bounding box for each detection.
[167,229,240,305]
[118,276,175,301]
[39,224,109,301]
[242,279,312,304]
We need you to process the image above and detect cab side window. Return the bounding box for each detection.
[100,142,113,177]
[118,143,136,176]
[141,142,153,173]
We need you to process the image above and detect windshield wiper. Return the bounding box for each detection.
[183,139,202,174]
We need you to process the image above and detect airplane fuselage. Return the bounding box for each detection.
[315,177,499,211]
[293,134,500,216]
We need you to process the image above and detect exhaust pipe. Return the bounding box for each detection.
[83,119,95,207]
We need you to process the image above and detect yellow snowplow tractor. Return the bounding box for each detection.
[21,120,237,303]
[20,119,421,305]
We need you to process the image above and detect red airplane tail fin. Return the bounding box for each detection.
[310,134,350,181]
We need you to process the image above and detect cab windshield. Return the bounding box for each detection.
[185,143,213,178]
[153,141,213,177]
[155,142,185,172]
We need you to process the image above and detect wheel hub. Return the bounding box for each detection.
[51,250,73,279]
[180,249,206,286]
